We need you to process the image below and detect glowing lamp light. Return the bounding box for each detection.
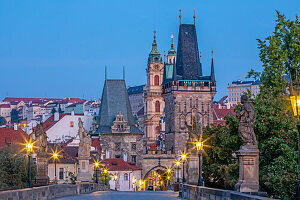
[26,142,33,153]
[94,161,100,168]
[196,141,203,151]
[103,169,108,174]
[114,174,118,181]
[180,153,187,161]
[133,177,137,184]
[167,176,170,180]
[175,160,181,167]
[290,96,300,116]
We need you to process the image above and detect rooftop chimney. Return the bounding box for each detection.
[54,112,59,121]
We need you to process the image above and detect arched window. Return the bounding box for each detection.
[154,75,159,86]
[124,173,128,181]
[155,101,160,112]
[155,126,160,135]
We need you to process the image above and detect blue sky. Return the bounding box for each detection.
[0,0,299,101]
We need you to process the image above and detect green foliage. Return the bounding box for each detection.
[0,146,36,190]
[100,173,111,185]
[204,11,299,199]
[68,172,77,184]
[10,109,20,124]
[0,116,7,126]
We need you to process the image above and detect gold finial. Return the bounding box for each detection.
[200,51,202,59]
[153,30,156,40]
[179,9,182,24]
[171,34,174,47]
[211,49,214,58]
[193,10,196,25]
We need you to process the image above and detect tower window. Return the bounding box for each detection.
[154,75,159,86]
[155,101,160,112]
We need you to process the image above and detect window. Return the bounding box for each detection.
[115,142,121,151]
[131,155,137,163]
[70,121,74,127]
[59,168,64,180]
[154,75,159,86]
[131,143,137,151]
[155,101,160,112]
[115,155,121,158]
[124,173,128,181]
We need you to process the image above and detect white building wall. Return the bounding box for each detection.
[46,115,93,142]
[108,170,142,191]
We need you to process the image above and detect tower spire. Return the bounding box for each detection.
[123,65,125,80]
[211,50,215,82]
[179,9,182,25]
[193,10,196,25]
[105,65,107,80]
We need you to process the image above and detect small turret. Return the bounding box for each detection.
[148,30,162,64]
[210,50,215,82]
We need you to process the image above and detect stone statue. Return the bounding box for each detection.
[34,123,48,155]
[236,95,257,146]
[78,118,91,158]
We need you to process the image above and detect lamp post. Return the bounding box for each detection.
[51,152,59,184]
[93,161,100,184]
[103,168,108,185]
[114,174,118,191]
[195,140,204,186]
[175,160,180,183]
[289,82,300,199]
[132,177,137,191]
[180,153,187,183]
[25,141,33,188]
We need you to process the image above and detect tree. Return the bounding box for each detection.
[10,109,20,124]
[203,11,299,199]
[0,117,7,126]
[0,146,36,190]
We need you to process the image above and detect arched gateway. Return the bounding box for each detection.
[142,153,177,191]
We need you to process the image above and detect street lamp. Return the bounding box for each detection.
[195,140,204,186]
[113,174,118,191]
[25,140,34,188]
[51,150,60,184]
[180,153,187,183]
[93,161,100,184]
[175,160,181,183]
[103,168,108,185]
[290,82,300,199]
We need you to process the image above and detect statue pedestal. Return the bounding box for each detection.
[77,157,92,182]
[235,145,259,193]
[187,153,199,185]
[34,153,49,186]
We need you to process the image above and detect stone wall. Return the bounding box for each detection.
[182,184,274,200]
[0,183,104,200]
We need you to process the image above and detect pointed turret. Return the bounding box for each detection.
[210,51,215,82]
[148,30,162,64]
[167,34,176,57]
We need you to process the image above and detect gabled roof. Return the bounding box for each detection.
[175,24,202,80]
[103,158,141,171]
[0,127,28,148]
[127,85,145,95]
[42,113,84,131]
[96,80,143,135]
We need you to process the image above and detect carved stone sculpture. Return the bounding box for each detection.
[235,95,259,193]
[77,118,92,182]
[34,123,49,186]
[236,95,257,146]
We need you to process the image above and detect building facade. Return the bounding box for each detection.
[162,24,216,154]
[227,80,261,105]
[143,33,165,141]
[95,79,143,167]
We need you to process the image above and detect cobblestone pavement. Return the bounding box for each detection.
[57,191,180,200]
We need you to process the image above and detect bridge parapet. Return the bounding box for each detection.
[182,184,274,200]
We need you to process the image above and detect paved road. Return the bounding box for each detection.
[57,191,180,200]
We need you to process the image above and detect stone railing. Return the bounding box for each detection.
[181,184,274,200]
[0,183,108,200]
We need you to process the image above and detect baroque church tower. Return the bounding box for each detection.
[143,31,165,141]
[162,24,216,154]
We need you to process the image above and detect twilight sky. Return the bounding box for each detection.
[0,0,299,101]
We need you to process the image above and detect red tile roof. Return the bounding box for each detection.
[103,158,141,171]
[3,97,86,105]
[0,127,28,148]
[91,138,101,151]
[213,104,235,126]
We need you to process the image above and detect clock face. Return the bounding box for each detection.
[153,64,160,70]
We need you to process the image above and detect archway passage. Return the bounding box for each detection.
[144,166,171,191]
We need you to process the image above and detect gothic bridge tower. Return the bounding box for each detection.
[162,24,216,154]
[143,31,165,141]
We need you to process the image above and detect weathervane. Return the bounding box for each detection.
[179,9,182,24]
[193,10,196,25]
